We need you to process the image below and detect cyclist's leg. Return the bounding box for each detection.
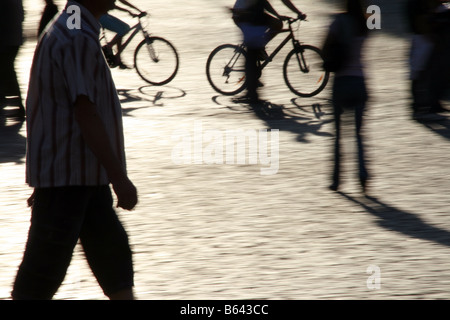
[99,14,131,38]
[236,22,265,101]
[264,13,283,44]
[99,14,132,67]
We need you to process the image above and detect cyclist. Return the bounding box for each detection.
[100,0,142,69]
[232,0,307,49]
[231,0,307,102]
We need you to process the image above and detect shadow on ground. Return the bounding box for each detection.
[340,192,450,247]
[213,96,334,143]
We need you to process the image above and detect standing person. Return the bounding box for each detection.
[0,0,25,119]
[232,0,307,103]
[38,0,59,37]
[323,0,369,193]
[405,0,448,120]
[100,0,143,69]
[12,0,138,300]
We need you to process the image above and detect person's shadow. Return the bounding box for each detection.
[339,192,450,247]
[0,117,26,164]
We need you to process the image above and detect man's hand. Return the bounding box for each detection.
[27,190,36,208]
[112,176,138,210]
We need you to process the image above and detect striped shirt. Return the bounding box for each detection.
[26,1,126,188]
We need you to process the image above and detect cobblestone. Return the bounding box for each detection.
[1,0,450,300]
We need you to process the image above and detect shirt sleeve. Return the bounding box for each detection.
[62,33,101,106]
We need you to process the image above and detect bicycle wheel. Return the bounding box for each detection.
[206,44,247,96]
[283,45,329,97]
[134,36,179,86]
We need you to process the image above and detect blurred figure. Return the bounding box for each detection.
[38,0,59,37]
[0,0,25,119]
[406,0,450,120]
[12,0,138,300]
[232,0,307,103]
[100,0,142,69]
[323,0,370,193]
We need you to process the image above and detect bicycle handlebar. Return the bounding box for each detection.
[131,11,148,19]
[282,14,307,23]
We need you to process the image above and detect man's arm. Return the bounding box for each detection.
[74,95,138,210]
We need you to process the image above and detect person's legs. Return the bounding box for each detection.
[99,14,131,67]
[238,23,266,102]
[79,186,134,300]
[245,47,260,102]
[350,77,368,186]
[331,76,368,191]
[0,46,24,117]
[330,78,344,190]
[428,38,450,112]
[355,100,368,189]
[12,187,93,299]
[331,100,342,191]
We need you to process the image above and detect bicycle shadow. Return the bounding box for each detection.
[117,86,186,115]
[339,192,450,247]
[0,117,26,164]
[213,95,334,144]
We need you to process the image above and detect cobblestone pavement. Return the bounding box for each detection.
[1,0,450,300]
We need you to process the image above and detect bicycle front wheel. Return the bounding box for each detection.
[134,37,179,86]
[283,45,329,97]
[206,44,247,96]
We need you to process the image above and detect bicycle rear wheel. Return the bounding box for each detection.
[134,36,179,86]
[206,44,247,96]
[283,45,329,97]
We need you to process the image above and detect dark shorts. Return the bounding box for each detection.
[12,186,134,299]
[99,14,131,37]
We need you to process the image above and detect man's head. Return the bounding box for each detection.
[71,0,116,19]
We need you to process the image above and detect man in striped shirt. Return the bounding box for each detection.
[12,0,138,300]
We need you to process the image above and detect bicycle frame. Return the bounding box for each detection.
[257,19,304,71]
[103,17,150,56]
[221,20,305,86]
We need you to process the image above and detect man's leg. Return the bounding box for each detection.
[79,186,134,300]
[12,187,92,299]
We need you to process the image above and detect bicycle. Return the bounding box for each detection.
[101,11,179,86]
[206,16,329,98]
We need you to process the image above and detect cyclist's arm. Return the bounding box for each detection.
[117,0,142,12]
[281,0,305,17]
[264,1,282,19]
